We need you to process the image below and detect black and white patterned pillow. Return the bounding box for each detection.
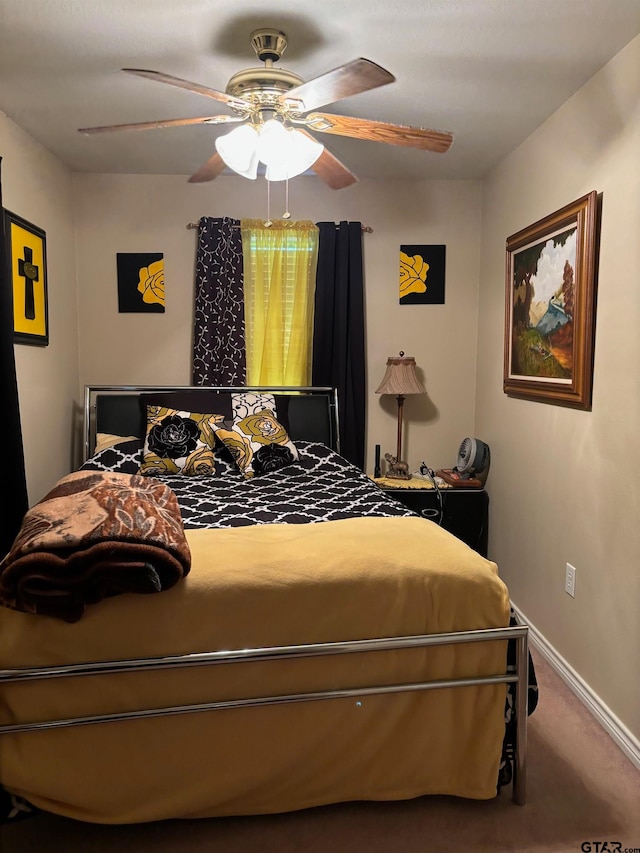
[79,438,142,474]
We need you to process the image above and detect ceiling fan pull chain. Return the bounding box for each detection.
[282,178,291,219]
[265,178,272,227]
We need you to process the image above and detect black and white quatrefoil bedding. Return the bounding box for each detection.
[159,442,416,528]
[82,440,415,527]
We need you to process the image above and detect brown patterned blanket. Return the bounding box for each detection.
[0,471,191,622]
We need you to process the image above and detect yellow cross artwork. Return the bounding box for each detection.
[399,244,446,305]
[5,210,49,345]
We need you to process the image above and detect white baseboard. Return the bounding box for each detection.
[511,602,640,770]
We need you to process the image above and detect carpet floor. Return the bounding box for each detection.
[2,649,639,852]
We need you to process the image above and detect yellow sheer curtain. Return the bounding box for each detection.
[241,219,319,386]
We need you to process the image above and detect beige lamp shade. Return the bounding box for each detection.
[375,352,425,480]
[375,353,426,396]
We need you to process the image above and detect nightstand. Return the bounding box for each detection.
[377,482,489,557]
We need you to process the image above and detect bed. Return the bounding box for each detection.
[0,385,534,825]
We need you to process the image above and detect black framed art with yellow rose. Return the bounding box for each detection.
[4,209,49,345]
[117,252,165,313]
[399,244,446,305]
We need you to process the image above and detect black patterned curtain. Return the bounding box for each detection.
[0,157,29,556]
[312,221,366,470]
[192,216,246,386]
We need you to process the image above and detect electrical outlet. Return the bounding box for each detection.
[565,563,576,598]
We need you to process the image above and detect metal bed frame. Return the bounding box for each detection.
[81,384,341,463]
[0,626,529,804]
[0,385,529,807]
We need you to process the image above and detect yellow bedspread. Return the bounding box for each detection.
[0,515,511,823]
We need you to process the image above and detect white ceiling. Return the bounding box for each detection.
[1,0,640,184]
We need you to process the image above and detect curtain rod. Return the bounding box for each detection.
[187,222,373,233]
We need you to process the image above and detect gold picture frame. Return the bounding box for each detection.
[504,191,599,410]
[4,209,49,346]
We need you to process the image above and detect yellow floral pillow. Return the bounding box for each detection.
[140,406,223,476]
[212,410,299,478]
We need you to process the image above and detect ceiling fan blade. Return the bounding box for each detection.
[306,112,453,153]
[188,152,227,183]
[282,58,394,113]
[79,115,243,134]
[296,129,357,189]
[312,148,359,190]
[122,68,250,110]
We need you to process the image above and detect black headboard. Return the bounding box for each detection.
[83,386,340,461]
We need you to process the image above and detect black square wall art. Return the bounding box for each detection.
[399,245,446,305]
[117,253,165,313]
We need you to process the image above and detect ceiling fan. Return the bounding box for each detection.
[78,28,454,190]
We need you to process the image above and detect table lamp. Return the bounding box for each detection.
[375,352,426,479]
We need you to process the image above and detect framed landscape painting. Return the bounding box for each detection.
[503,191,599,410]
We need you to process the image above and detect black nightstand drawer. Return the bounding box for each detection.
[381,487,489,557]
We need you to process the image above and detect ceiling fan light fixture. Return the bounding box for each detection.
[215,124,260,178]
[255,118,289,166]
[260,121,324,181]
[285,128,324,177]
[217,118,324,182]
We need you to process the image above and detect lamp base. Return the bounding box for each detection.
[384,453,411,480]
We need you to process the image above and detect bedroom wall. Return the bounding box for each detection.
[73,173,482,476]
[476,34,640,744]
[0,111,80,505]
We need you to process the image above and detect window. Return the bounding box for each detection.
[241,220,319,386]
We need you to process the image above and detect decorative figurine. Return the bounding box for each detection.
[384,453,411,480]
